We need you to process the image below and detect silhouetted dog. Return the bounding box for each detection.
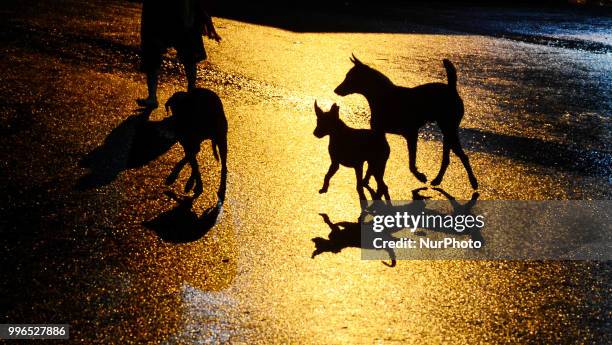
[313,101,390,202]
[164,88,228,201]
[335,55,478,189]
[312,213,397,267]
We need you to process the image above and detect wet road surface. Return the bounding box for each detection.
[1,0,611,343]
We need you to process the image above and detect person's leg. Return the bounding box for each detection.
[137,75,159,107]
[178,30,205,92]
[184,62,197,91]
[138,45,162,108]
[137,69,159,108]
[145,69,159,101]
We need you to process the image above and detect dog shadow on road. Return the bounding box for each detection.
[77,88,228,203]
[143,190,224,243]
[312,187,481,267]
[76,107,175,190]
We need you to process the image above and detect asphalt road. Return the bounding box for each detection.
[1,0,610,343]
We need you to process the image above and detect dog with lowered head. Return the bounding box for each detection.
[164,88,228,202]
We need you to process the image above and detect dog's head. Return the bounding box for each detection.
[164,91,189,116]
[334,54,369,96]
[335,54,392,96]
[311,237,342,258]
[313,100,340,138]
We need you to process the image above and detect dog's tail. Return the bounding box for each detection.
[443,59,457,89]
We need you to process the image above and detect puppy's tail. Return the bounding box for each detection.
[443,59,457,90]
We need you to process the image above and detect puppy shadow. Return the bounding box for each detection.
[312,213,399,267]
[312,187,481,267]
[77,107,176,189]
[311,188,431,267]
[143,191,223,243]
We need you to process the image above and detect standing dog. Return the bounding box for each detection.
[164,88,228,202]
[335,55,478,189]
[313,101,390,202]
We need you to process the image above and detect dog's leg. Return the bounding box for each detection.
[183,151,197,192]
[382,247,397,267]
[373,172,389,201]
[364,184,377,200]
[363,164,372,186]
[319,213,338,231]
[362,163,378,199]
[319,162,339,194]
[166,156,189,185]
[406,132,427,183]
[187,154,203,196]
[375,157,391,201]
[354,164,368,207]
[449,134,478,189]
[184,169,196,192]
[431,139,451,186]
[216,136,228,203]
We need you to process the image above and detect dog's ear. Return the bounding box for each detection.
[350,53,363,66]
[330,103,340,118]
[314,100,323,117]
[330,103,340,113]
[164,96,175,115]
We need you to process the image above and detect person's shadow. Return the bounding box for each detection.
[312,187,481,267]
[76,107,176,189]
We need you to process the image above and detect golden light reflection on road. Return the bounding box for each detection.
[1,1,610,342]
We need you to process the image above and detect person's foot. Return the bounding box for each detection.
[136,97,158,109]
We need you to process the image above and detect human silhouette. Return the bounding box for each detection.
[138,0,221,109]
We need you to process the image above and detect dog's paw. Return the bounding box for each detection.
[414,172,427,183]
[318,188,327,194]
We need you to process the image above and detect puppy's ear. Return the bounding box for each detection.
[164,102,171,115]
[330,103,340,118]
[165,96,174,115]
[314,100,322,117]
[330,103,339,112]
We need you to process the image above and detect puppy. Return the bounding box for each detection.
[313,101,390,202]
